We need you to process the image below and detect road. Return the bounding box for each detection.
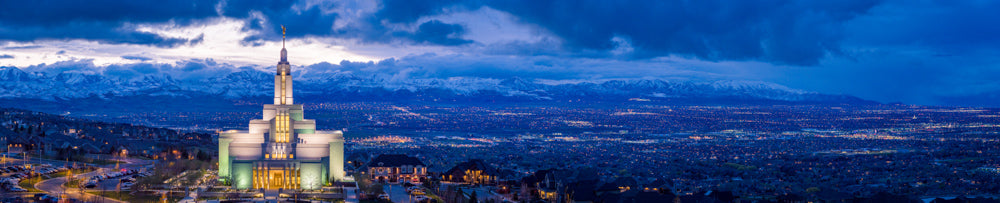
[32,157,152,203]
[344,187,359,203]
[35,168,126,203]
[384,184,418,203]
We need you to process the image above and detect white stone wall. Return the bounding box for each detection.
[294,144,329,160]
[229,143,263,160]
[248,120,270,134]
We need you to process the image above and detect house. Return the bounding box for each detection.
[521,169,567,202]
[642,178,673,193]
[365,154,427,183]
[442,159,501,185]
[346,152,370,173]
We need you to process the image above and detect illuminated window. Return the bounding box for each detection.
[280,74,287,104]
[275,112,291,143]
[272,145,286,159]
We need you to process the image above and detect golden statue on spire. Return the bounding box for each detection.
[281,25,286,38]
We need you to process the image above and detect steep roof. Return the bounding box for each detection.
[347,152,369,161]
[521,169,555,186]
[645,179,672,189]
[612,177,639,188]
[366,154,425,168]
[443,159,500,177]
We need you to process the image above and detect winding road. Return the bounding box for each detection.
[35,168,126,203]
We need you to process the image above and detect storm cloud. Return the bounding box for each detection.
[1,0,1000,105]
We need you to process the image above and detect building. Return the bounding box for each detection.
[442,159,500,185]
[365,154,427,183]
[217,29,345,190]
[346,152,370,174]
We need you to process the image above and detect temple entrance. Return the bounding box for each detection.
[269,171,284,189]
[253,165,301,189]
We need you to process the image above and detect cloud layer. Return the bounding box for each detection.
[1,0,1000,106]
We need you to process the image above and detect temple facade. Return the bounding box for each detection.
[218,29,345,190]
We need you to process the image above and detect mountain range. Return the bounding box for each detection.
[0,66,872,105]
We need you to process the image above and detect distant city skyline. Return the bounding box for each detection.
[1,0,999,105]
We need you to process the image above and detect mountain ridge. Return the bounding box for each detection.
[0,66,873,104]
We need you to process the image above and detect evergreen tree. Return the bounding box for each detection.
[469,190,478,203]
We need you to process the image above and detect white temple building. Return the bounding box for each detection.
[218,29,345,190]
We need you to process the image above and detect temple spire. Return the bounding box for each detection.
[279,25,288,63]
[276,25,292,104]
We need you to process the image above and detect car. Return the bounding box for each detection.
[121,182,134,189]
[40,195,58,203]
[413,195,431,203]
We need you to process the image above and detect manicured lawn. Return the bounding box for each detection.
[424,193,445,202]
[53,168,95,178]
[66,178,84,189]
[83,159,125,166]
[18,177,44,193]
[87,191,184,203]
[18,168,94,193]
[313,198,345,203]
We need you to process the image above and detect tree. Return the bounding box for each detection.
[196,150,210,161]
[469,190,478,203]
[368,183,385,196]
[806,187,821,193]
[455,188,464,203]
[427,179,441,192]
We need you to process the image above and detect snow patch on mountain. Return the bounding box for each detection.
[0,67,867,103]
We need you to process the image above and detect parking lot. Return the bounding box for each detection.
[1,164,88,193]
[78,168,150,191]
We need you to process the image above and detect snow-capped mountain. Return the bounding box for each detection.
[0,66,871,104]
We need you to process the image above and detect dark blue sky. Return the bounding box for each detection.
[0,0,998,106]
